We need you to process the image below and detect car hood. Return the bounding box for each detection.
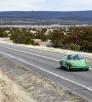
[69,59,87,66]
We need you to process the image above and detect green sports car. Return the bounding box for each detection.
[60,54,89,71]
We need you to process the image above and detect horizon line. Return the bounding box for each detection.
[0,10,92,12]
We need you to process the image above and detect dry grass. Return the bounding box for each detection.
[0,70,34,102]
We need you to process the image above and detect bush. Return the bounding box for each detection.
[0,28,8,37]
[50,30,65,48]
[10,29,36,45]
[67,43,80,51]
[35,29,48,41]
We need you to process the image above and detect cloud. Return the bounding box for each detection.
[0,0,92,11]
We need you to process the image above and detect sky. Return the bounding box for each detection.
[0,0,92,11]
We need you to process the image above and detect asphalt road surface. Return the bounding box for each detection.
[0,43,92,101]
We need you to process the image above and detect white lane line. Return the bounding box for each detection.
[1,46,59,62]
[0,51,92,92]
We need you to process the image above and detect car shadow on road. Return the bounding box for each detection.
[56,67,89,72]
[56,67,67,72]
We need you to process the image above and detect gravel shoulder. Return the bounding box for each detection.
[0,55,88,102]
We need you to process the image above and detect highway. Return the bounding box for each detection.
[0,43,92,101]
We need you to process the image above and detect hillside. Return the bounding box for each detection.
[0,11,92,24]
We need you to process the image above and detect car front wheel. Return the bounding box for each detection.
[60,64,63,68]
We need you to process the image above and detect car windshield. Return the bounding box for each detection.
[67,55,83,60]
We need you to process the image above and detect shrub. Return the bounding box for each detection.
[0,28,8,37]
[10,29,35,45]
[35,29,48,41]
[67,43,80,51]
[50,30,65,48]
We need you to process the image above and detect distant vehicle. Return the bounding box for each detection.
[60,54,89,71]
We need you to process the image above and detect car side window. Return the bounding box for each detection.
[64,56,68,60]
[66,55,71,60]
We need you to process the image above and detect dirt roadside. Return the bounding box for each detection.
[0,55,88,102]
[0,70,34,102]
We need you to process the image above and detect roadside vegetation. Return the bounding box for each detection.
[10,28,36,45]
[0,27,92,52]
[0,28,9,37]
